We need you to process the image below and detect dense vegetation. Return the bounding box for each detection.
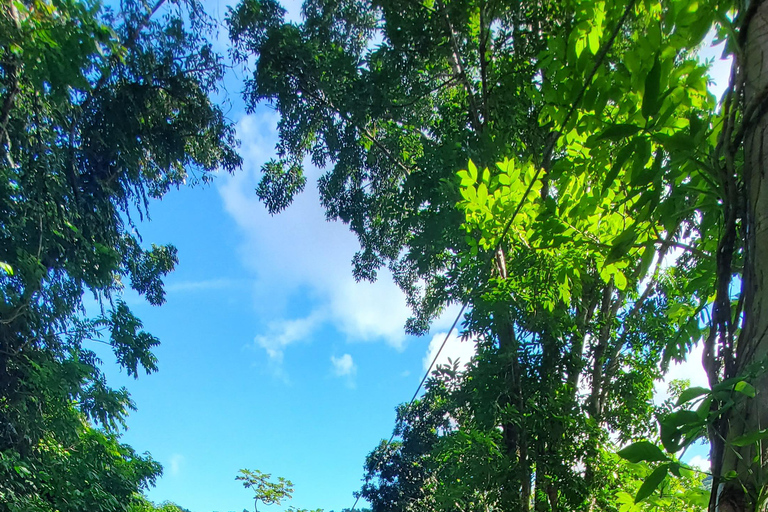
[229,0,768,510]
[0,0,237,510]
[2,0,767,511]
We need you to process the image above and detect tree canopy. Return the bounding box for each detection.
[0,0,238,510]
[3,0,768,510]
[228,0,768,510]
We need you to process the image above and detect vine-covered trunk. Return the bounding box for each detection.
[715,1,768,508]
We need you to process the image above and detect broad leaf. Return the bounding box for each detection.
[677,386,710,406]
[732,429,768,447]
[635,464,669,503]
[642,54,662,119]
[617,441,669,464]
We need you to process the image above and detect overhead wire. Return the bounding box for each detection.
[347,302,467,511]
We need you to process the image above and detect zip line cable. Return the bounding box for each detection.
[347,2,636,510]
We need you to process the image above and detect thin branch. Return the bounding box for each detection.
[436,0,484,134]
[479,1,491,129]
[299,79,413,176]
[0,2,21,150]
[496,0,637,248]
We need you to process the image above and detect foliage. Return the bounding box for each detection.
[129,497,193,512]
[237,469,296,510]
[237,469,323,512]
[226,0,727,509]
[227,0,555,333]
[0,0,239,510]
[359,363,456,512]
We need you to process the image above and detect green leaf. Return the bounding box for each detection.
[642,54,662,119]
[597,123,642,141]
[637,242,656,280]
[0,261,13,275]
[617,441,669,463]
[635,464,669,503]
[588,29,600,55]
[602,143,635,194]
[696,396,713,419]
[605,227,638,265]
[677,386,710,406]
[666,410,701,427]
[468,160,478,181]
[659,132,695,154]
[614,270,628,290]
[734,380,756,398]
[732,429,768,447]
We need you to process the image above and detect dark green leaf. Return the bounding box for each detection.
[617,441,669,463]
[635,464,669,503]
[642,54,662,119]
[605,227,638,265]
[677,386,710,406]
[602,143,635,194]
[597,123,642,141]
[732,429,768,447]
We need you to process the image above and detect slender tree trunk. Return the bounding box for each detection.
[713,1,768,509]
[494,248,531,512]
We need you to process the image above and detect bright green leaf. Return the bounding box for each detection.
[617,441,669,464]
[677,386,710,406]
[734,380,756,398]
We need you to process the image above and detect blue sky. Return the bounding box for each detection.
[93,3,471,511]
[98,122,472,512]
[94,2,732,511]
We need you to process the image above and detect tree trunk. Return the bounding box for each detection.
[713,1,768,509]
[494,249,531,511]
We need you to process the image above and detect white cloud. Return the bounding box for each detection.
[423,331,477,373]
[254,312,322,363]
[654,342,709,404]
[168,453,185,477]
[218,112,412,367]
[686,454,710,472]
[165,278,241,293]
[331,353,357,377]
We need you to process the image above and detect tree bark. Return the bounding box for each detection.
[494,248,531,512]
[713,1,768,509]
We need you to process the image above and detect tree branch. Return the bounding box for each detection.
[436,0,484,134]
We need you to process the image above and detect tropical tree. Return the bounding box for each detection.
[226,0,768,506]
[237,469,324,512]
[0,0,239,510]
[226,0,718,509]
[496,0,768,508]
[129,498,193,512]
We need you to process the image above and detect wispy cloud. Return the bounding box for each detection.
[331,353,357,388]
[168,453,185,477]
[254,312,323,364]
[423,331,477,373]
[331,353,356,377]
[218,112,412,370]
[165,278,242,293]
